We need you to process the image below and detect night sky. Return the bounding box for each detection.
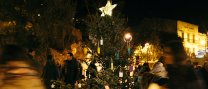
[125,0,208,32]
[76,0,208,32]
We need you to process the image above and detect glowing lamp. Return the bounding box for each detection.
[124,33,132,42]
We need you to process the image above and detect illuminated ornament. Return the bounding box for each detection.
[97,64,103,72]
[119,71,123,77]
[99,1,117,16]
[97,46,100,54]
[51,84,55,88]
[100,37,103,45]
[84,47,88,54]
[95,62,99,67]
[95,62,103,72]
[119,66,123,77]
[111,58,114,71]
[130,71,134,77]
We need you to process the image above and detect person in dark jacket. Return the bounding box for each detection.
[42,55,59,89]
[62,52,81,87]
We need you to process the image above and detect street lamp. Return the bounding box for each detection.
[124,33,132,42]
[124,33,132,56]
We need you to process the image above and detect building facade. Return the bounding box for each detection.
[177,21,207,58]
[137,18,207,58]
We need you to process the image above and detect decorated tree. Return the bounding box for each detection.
[134,42,162,64]
[69,1,140,89]
[1,0,141,88]
[85,0,127,58]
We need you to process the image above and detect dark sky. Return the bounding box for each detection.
[76,0,208,32]
[124,0,208,32]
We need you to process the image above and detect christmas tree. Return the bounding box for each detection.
[85,3,127,57]
[0,0,141,88]
[69,0,140,89]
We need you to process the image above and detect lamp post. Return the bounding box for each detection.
[124,33,132,56]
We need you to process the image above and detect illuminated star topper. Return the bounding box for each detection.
[99,1,117,16]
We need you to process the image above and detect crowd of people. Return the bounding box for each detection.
[0,45,82,89]
[41,50,83,88]
[135,34,208,89]
[136,57,208,89]
[0,33,208,89]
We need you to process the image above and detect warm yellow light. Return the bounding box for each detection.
[134,50,138,54]
[200,40,206,45]
[81,62,89,70]
[84,47,88,54]
[104,85,110,89]
[125,33,132,39]
[99,1,117,16]
[25,22,33,30]
[130,71,134,77]
[148,83,161,89]
[97,47,100,54]
[95,62,99,67]
[142,43,151,52]
[86,53,92,59]
[145,43,150,47]
[124,33,132,42]
[95,62,103,72]
[97,66,103,72]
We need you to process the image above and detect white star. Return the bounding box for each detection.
[99,1,117,16]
